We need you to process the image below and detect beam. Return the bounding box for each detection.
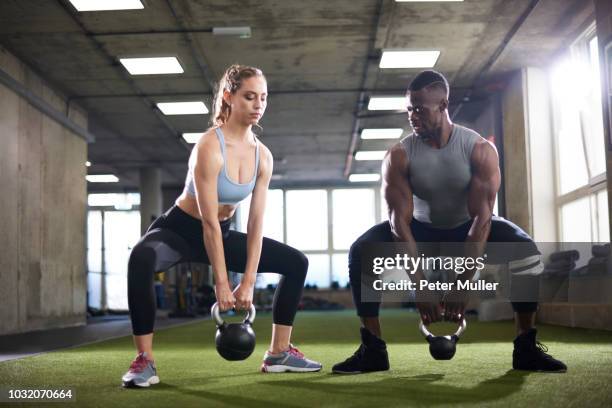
[343,0,389,178]
[0,67,95,143]
[451,0,541,120]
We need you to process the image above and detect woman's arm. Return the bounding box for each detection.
[233,144,273,310]
[193,132,235,311]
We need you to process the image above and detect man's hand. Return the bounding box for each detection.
[415,286,442,325]
[233,281,255,311]
[215,282,236,311]
[442,288,469,322]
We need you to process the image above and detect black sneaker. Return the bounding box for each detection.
[332,328,390,374]
[512,329,567,372]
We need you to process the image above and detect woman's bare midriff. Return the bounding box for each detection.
[175,191,237,222]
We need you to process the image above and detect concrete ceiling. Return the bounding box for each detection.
[0,0,594,190]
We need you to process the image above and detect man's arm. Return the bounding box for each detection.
[465,140,501,275]
[382,143,441,324]
[383,144,414,244]
[444,139,500,322]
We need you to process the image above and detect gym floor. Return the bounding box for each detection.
[1,310,611,407]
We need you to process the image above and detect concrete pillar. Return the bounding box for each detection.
[501,70,532,235]
[139,167,162,235]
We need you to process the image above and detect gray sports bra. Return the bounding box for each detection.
[184,127,260,205]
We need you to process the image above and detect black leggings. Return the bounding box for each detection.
[349,217,540,317]
[128,205,308,335]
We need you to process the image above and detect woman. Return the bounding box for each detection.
[122,65,322,388]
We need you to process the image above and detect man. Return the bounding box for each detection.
[332,70,566,374]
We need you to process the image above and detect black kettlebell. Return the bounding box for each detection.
[211,302,256,361]
[419,317,467,360]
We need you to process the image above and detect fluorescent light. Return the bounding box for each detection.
[355,151,387,161]
[368,97,406,111]
[271,174,284,180]
[85,161,91,167]
[380,50,440,68]
[182,132,204,143]
[86,174,119,183]
[119,57,183,75]
[361,128,403,140]
[157,102,209,115]
[69,0,144,11]
[349,174,381,182]
[212,27,252,38]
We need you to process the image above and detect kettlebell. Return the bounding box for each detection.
[211,302,257,361]
[418,317,467,360]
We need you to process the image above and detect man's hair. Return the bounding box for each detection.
[408,70,449,97]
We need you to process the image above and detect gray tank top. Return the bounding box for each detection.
[400,124,483,229]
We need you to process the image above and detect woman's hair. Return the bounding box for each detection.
[211,64,266,127]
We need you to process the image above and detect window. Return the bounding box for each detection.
[595,190,610,242]
[305,254,331,287]
[332,189,375,249]
[87,211,103,309]
[551,26,608,242]
[88,193,140,210]
[238,187,382,288]
[104,211,141,310]
[87,199,141,311]
[561,197,592,242]
[238,189,284,242]
[286,190,328,250]
[331,253,350,287]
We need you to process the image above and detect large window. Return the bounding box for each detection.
[103,211,141,310]
[286,190,328,250]
[238,189,284,242]
[333,189,376,250]
[238,188,382,288]
[87,194,141,311]
[87,211,103,309]
[238,190,284,288]
[551,26,609,242]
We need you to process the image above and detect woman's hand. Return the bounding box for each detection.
[215,282,236,311]
[233,281,255,311]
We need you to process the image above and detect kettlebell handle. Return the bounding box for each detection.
[211,303,257,326]
[419,316,466,339]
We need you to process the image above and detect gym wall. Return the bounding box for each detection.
[0,46,88,335]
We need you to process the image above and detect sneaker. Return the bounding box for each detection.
[512,329,567,372]
[332,328,390,374]
[261,344,322,373]
[121,352,160,388]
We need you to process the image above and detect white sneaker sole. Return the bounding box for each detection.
[123,375,160,388]
[261,364,322,373]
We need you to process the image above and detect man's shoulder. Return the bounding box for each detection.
[454,124,483,140]
[398,133,418,152]
[399,132,417,143]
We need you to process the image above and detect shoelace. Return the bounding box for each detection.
[129,354,149,373]
[288,344,305,359]
[535,341,549,354]
[344,344,366,363]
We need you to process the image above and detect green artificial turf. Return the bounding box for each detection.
[1,309,612,407]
